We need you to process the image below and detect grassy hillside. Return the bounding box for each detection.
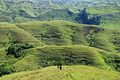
[0,0,120,79]
[0,22,43,47]
[12,45,120,72]
[0,22,44,67]
[10,20,120,72]
[87,6,120,29]
[35,9,76,21]
[0,0,120,29]
[17,20,120,53]
[0,20,120,77]
[0,65,120,80]
[12,45,106,72]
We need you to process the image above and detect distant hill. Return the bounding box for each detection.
[0,0,120,28]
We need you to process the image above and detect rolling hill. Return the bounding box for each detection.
[0,0,120,28]
[0,20,120,78]
[17,20,120,53]
[0,65,120,80]
[0,0,120,79]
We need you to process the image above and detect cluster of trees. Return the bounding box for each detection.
[6,39,33,58]
[112,37,120,52]
[86,33,98,47]
[0,39,33,76]
[75,8,101,25]
[0,64,14,76]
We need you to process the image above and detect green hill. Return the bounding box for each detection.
[17,20,120,53]
[0,0,119,29]
[0,22,43,47]
[0,20,120,78]
[0,0,120,79]
[35,9,76,21]
[87,5,120,29]
[0,65,120,80]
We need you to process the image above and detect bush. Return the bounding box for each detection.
[101,51,120,71]
[75,8,101,25]
[6,42,33,58]
[0,64,14,76]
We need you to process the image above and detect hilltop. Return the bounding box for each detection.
[0,65,120,80]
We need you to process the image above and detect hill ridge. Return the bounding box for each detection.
[0,65,120,80]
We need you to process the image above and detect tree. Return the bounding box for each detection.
[0,64,14,76]
[6,39,33,58]
[75,8,101,25]
[86,31,98,47]
[88,15,101,25]
[75,8,88,24]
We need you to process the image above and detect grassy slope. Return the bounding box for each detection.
[17,20,120,53]
[0,22,43,47]
[0,22,44,65]
[87,5,120,29]
[17,20,85,45]
[13,45,120,72]
[12,45,107,72]
[0,20,120,78]
[0,0,36,23]
[10,20,120,72]
[0,65,120,80]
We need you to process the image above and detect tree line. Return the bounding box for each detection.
[75,8,101,25]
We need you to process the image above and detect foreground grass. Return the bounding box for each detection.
[0,65,120,80]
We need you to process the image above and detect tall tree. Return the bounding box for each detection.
[75,8,101,25]
[75,8,88,24]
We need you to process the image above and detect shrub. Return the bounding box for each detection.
[6,42,33,58]
[75,8,101,25]
[101,51,120,71]
[0,64,14,76]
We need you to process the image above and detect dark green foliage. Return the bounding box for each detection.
[6,39,33,58]
[88,16,101,25]
[75,8,88,24]
[86,31,98,47]
[0,64,14,76]
[75,8,101,25]
[101,51,120,71]
[113,38,120,52]
[112,30,120,53]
